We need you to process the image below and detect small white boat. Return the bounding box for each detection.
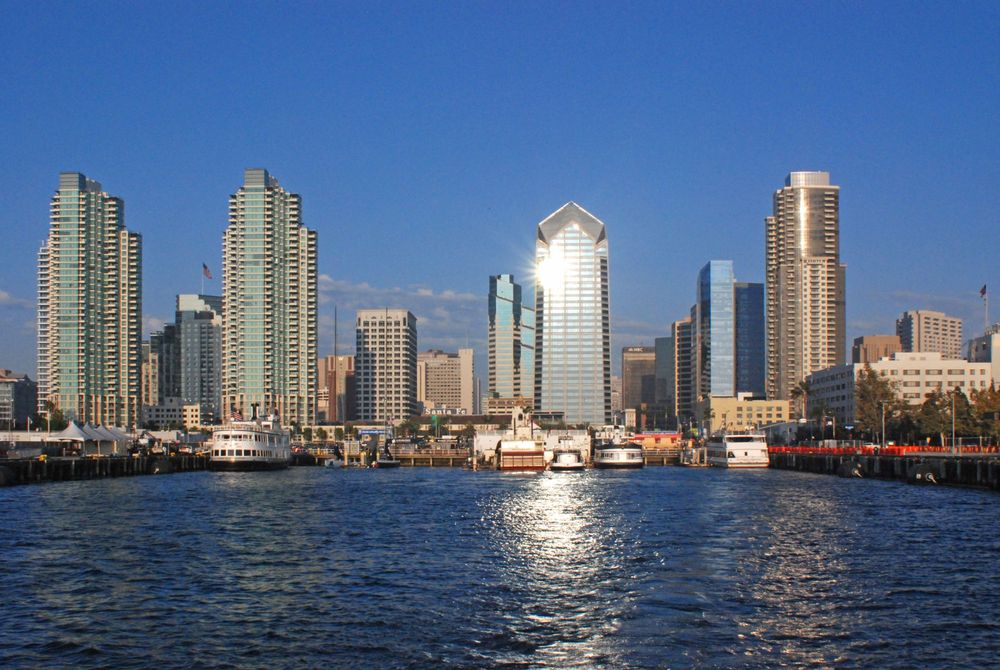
[706,433,769,468]
[549,449,585,471]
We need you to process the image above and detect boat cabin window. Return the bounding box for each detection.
[727,436,756,443]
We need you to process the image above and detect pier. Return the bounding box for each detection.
[0,454,209,486]
[769,447,1000,491]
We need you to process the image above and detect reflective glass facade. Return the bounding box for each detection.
[488,274,534,400]
[695,261,735,399]
[734,282,765,397]
[534,203,611,425]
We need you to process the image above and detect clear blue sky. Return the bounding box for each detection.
[1,2,998,378]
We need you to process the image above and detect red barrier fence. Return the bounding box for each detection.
[769,444,1000,456]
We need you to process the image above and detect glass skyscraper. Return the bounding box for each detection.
[734,282,765,398]
[37,172,142,427]
[222,168,317,426]
[534,202,611,426]
[695,260,735,400]
[487,274,534,401]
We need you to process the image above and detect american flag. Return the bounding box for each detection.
[202,263,213,280]
[230,406,243,421]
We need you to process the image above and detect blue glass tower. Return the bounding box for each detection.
[488,274,534,400]
[695,261,735,400]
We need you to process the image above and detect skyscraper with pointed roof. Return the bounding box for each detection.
[533,202,611,425]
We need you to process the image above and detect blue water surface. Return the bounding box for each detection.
[1,467,998,668]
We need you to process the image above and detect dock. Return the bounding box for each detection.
[0,454,209,486]
[769,447,1000,491]
[294,446,471,467]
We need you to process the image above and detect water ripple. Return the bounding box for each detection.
[1,467,999,668]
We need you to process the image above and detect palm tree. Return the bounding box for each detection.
[789,380,811,420]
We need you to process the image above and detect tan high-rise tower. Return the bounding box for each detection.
[765,172,845,400]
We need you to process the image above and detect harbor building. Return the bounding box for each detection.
[37,172,142,427]
[177,294,222,423]
[222,168,318,426]
[694,394,790,434]
[318,355,355,423]
[765,171,845,401]
[417,348,475,414]
[533,202,612,425]
[355,309,418,422]
[896,310,963,359]
[967,323,1000,385]
[852,335,902,364]
[487,274,535,404]
[806,352,992,425]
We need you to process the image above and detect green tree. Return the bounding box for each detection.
[971,385,1000,441]
[302,427,313,442]
[854,364,901,442]
[334,427,345,441]
[315,427,328,442]
[916,389,950,445]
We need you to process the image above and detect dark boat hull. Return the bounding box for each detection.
[208,459,289,472]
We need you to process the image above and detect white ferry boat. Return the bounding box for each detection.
[549,449,586,471]
[592,425,644,469]
[593,443,644,469]
[209,416,291,472]
[706,433,769,468]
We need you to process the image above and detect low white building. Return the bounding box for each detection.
[807,351,992,424]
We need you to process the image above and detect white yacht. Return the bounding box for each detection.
[209,416,291,471]
[706,433,769,468]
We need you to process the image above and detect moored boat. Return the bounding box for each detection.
[593,443,644,469]
[549,449,586,471]
[706,433,769,468]
[209,414,290,471]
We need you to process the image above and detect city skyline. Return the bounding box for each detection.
[2,4,998,379]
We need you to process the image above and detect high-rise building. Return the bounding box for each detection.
[852,335,902,364]
[765,171,845,400]
[149,325,181,404]
[622,347,656,411]
[694,261,736,400]
[488,274,535,402]
[318,355,355,423]
[690,261,765,404]
[672,315,695,424]
[734,282,765,397]
[177,294,222,422]
[654,336,675,426]
[222,168,317,426]
[896,310,963,359]
[37,172,142,427]
[417,348,475,414]
[534,202,611,425]
[355,309,418,422]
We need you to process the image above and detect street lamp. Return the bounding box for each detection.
[880,401,886,451]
